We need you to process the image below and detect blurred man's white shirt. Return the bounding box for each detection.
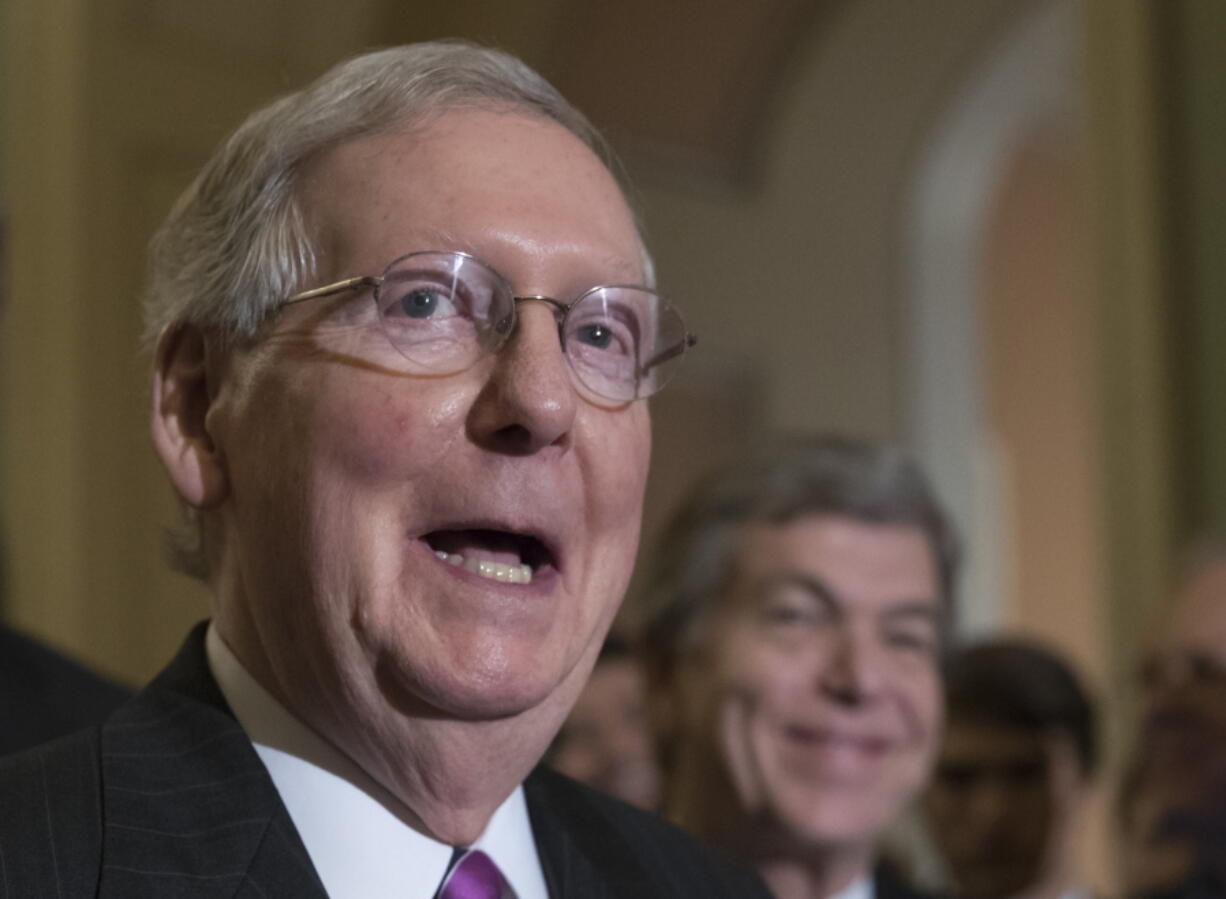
[833,874,873,899]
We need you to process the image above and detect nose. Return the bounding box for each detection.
[466,302,577,454]
[819,624,887,706]
[964,778,1012,833]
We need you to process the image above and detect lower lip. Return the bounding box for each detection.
[784,729,890,772]
[416,538,560,595]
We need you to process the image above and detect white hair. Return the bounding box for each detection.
[144,40,652,349]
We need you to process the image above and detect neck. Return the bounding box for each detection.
[759,854,870,899]
[1011,860,1077,899]
[349,714,554,844]
[214,601,586,846]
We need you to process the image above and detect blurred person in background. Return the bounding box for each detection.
[640,435,958,899]
[923,639,1097,899]
[0,622,130,755]
[1119,545,1226,898]
[547,634,660,809]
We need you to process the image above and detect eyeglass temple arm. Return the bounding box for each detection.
[640,333,698,375]
[282,275,383,306]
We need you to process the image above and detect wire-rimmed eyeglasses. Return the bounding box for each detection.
[279,250,696,403]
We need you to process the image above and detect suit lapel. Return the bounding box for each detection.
[525,767,657,898]
[97,623,327,898]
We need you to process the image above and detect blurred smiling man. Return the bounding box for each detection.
[0,42,767,899]
[641,436,957,899]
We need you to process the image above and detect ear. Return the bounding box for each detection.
[150,323,229,508]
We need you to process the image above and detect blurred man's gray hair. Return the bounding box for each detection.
[640,434,959,687]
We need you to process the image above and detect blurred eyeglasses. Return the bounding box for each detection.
[1138,649,1226,692]
[279,250,696,403]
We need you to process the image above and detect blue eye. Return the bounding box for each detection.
[400,288,443,318]
[576,323,614,349]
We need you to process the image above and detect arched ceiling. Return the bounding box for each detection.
[378,0,846,187]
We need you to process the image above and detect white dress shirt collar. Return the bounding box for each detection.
[831,873,875,899]
[205,623,548,899]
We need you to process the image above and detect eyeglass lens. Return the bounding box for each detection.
[371,252,689,401]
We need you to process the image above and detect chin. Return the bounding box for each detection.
[372,640,574,722]
[772,795,892,851]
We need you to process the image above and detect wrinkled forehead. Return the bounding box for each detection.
[296,109,651,286]
[729,515,941,594]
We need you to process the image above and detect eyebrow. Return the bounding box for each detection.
[754,571,939,622]
[417,228,477,257]
[882,602,941,624]
[756,571,839,608]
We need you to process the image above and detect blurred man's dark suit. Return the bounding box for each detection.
[1139,872,1226,899]
[877,865,949,899]
[0,623,768,898]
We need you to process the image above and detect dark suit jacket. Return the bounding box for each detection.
[0,624,130,755]
[875,865,947,899]
[1138,871,1226,899]
[0,623,768,898]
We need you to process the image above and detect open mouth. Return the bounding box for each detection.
[423,528,555,585]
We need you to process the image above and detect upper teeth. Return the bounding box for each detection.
[434,550,533,584]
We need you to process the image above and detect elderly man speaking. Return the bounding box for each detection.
[0,42,765,899]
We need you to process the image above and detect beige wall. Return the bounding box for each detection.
[634,0,1024,441]
[982,126,1111,884]
[626,0,1033,593]
[984,130,1103,685]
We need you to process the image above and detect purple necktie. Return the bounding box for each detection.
[439,849,506,899]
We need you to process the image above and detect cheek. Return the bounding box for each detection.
[311,381,465,485]
[580,406,650,517]
[889,670,942,786]
[717,636,809,711]
[903,667,943,743]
